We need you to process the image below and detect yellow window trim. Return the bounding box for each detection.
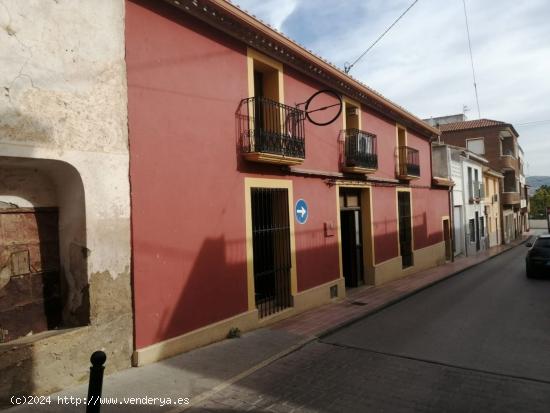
[244,177,297,312]
[395,123,408,175]
[246,47,284,103]
[335,184,375,281]
[342,97,362,131]
[395,123,408,145]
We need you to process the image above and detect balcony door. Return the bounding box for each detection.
[253,62,281,154]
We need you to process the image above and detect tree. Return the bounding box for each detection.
[529,185,550,219]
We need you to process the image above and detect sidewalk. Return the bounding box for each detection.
[7,235,533,412]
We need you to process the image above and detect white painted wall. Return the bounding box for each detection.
[0,0,129,297]
[461,157,487,255]
[0,0,132,399]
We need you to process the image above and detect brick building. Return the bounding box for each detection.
[437,117,528,244]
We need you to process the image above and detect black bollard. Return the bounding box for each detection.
[86,351,106,413]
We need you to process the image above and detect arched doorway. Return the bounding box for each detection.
[0,157,88,342]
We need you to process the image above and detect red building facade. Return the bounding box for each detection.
[126,0,450,365]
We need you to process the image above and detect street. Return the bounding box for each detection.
[190,241,550,412]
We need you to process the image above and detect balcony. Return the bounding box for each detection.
[501,192,520,205]
[468,182,485,203]
[341,129,378,174]
[238,97,305,165]
[500,155,517,170]
[397,146,420,180]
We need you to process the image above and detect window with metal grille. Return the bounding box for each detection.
[251,188,292,317]
[469,219,476,242]
[398,191,413,268]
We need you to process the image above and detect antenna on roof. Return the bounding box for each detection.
[462,105,470,120]
[462,0,481,118]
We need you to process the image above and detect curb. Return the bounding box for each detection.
[179,236,532,410]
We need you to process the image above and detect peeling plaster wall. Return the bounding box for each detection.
[0,0,131,403]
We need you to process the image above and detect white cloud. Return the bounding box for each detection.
[234,0,550,175]
[233,0,297,31]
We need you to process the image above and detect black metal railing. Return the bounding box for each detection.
[398,146,420,177]
[469,182,484,203]
[238,97,305,159]
[342,129,378,170]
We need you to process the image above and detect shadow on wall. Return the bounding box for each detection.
[0,156,87,405]
[133,225,340,350]
[373,212,443,263]
[135,208,445,348]
[129,224,447,412]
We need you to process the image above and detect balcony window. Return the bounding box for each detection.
[341,129,378,174]
[396,126,420,180]
[397,146,420,179]
[501,135,516,157]
[238,48,305,165]
[503,170,517,192]
[238,97,305,164]
[469,180,484,203]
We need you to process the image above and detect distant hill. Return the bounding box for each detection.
[527,176,550,195]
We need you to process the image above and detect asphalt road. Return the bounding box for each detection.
[190,241,550,413]
[324,239,550,382]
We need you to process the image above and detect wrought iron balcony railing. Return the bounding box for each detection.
[237,97,305,165]
[341,129,378,173]
[469,181,485,203]
[397,145,420,178]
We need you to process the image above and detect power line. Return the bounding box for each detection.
[462,0,481,119]
[515,119,550,127]
[344,0,420,74]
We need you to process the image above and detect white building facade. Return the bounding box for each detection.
[432,144,489,257]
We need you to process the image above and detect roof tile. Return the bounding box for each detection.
[439,119,508,132]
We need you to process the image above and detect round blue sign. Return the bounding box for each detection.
[295,199,308,224]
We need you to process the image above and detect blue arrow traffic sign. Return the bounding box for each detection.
[295,199,308,224]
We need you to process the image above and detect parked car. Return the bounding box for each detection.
[525,235,550,277]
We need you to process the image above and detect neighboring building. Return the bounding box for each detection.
[432,144,488,257]
[425,113,468,127]
[437,117,526,244]
[518,146,530,232]
[126,0,450,366]
[0,0,132,403]
[483,168,504,247]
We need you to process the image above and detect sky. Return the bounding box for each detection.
[233,0,550,176]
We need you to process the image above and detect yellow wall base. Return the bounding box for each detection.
[133,277,345,367]
[373,241,446,285]
[133,309,259,367]
[293,278,346,313]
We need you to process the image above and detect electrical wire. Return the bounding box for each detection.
[462,0,481,119]
[515,119,550,127]
[344,0,420,74]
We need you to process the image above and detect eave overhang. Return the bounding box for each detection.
[161,0,439,140]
